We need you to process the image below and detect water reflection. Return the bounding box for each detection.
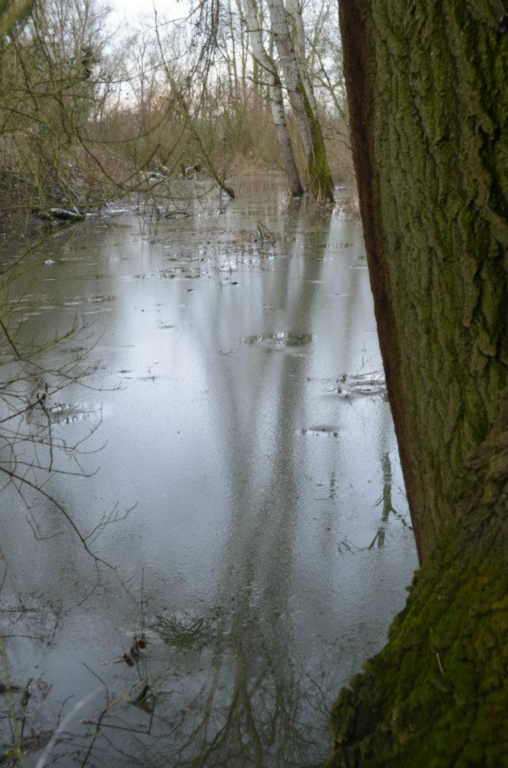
[170,219,329,765]
[0,177,417,766]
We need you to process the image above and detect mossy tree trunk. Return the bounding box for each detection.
[326,1,508,765]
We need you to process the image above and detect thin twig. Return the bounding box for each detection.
[82,680,146,724]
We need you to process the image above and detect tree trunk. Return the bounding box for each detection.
[285,0,319,116]
[266,0,335,202]
[227,0,239,100]
[241,0,304,197]
[326,1,508,765]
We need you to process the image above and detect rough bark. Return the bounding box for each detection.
[241,0,304,197]
[326,1,508,765]
[266,0,335,202]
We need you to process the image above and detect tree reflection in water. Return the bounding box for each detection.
[0,187,416,767]
[78,213,331,768]
[33,597,328,768]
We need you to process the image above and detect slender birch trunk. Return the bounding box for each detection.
[266,0,334,202]
[227,0,239,100]
[241,0,303,197]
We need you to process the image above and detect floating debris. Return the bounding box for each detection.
[123,634,147,666]
[256,221,277,244]
[88,293,115,303]
[99,634,148,667]
[297,426,339,438]
[25,678,52,703]
[103,204,131,215]
[334,371,386,398]
[243,332,312,349]
[39,207,84,223]
[26,402,101,425]
[165,210,191,219]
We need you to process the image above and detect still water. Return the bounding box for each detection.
[0,175,417,766]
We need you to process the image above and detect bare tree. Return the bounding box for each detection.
[265,0,334,201]
[240,0,303,196]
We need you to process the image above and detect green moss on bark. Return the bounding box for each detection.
[326,398,508,766]
[328,0,508,763]
[300,84,335,203]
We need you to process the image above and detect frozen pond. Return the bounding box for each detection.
[0,175,417,766]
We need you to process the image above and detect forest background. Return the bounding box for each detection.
[0,0,354,241]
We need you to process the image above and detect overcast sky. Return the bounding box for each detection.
[108,0,190,28]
